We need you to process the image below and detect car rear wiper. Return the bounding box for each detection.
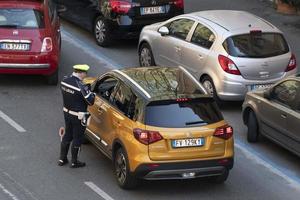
[185,121,207,126]
[0,25,20,28]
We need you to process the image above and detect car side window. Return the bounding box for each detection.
[112,83,137,120]
[271,80,300,109]
[191,23,215,49]
[167,18,194,40]
[94,77,118,101]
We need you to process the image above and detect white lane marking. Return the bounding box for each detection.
[235,142,300,191]
[0,111,26,133]
[0,183,19,200]
[61,29,120,70]
[85,182,114,200]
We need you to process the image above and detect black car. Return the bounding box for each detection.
[55,0,184,46]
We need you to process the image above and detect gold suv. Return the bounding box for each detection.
[85,67,234,189]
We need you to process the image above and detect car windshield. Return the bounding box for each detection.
[224,33,289,58]
[145,97,223,128]
[0,9,44,29]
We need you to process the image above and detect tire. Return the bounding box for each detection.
[212,169,229,184]
[201,76,222,104]
[247,111,259,143]
[46,70,58,85]
[139,43,156,67]
[94,16,112,47]
[113,148,138,189]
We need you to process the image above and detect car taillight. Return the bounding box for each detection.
[109,0,132,14]
[218,55,241,75]
[173,0,184,9]
[285,53,297,72]
[133,128,163,145]
[213,125,233,140]
[41,37,53,53]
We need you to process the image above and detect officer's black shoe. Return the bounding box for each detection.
[70,161,86,168]
[58,159,69,166]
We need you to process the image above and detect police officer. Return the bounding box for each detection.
[58,64,95,168]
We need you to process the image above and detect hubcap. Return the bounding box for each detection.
[203,80,214,95]
[115,152,127,184]
[95,20,106,43]
[140,47,152,67]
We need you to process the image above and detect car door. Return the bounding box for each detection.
[154,18,195,66]
[181,22,216,74]
[87,76,119,150]
[259,80,298,145]
[48,1,60,50]
[283,81,300,155]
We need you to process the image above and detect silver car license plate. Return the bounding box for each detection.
[0,43,30,51]
[140,6,165,15]
[249,84,273,91]
[172,138,204,148]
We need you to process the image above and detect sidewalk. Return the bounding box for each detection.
[186,0,300,72]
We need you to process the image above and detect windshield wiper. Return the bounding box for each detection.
[185,121,207,126]
[0,25,20,28]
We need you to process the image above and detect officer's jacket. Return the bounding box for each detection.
[61,75,95,112]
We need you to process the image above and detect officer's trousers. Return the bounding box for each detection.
[62,112,85,147]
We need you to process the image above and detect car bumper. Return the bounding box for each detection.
[133,158,234,180]
[216,70,297,101]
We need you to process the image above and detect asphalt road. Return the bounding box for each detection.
[1,0,300,200]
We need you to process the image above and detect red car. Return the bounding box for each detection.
[0,0,61,85]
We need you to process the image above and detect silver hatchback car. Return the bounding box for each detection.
[138,10,297,101]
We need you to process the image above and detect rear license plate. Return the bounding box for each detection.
[0,43,30,51]
[249,84,273,91]
[140,6,166,15]
[172,138,205,148]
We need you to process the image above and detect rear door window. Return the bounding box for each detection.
[167,18,195,40]
[145,98,223,128]
[223,33,289,58]
[191,23,215,49]
[0,9,45,29]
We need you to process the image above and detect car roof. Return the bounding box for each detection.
[113,67,208,102]
[187,10,277,32]
[0,0,45,9]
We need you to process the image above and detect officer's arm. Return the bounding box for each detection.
[77,81,96,106]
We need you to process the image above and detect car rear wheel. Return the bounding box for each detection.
[46,70,58,85]
[201,76,222,104]
[247,111,259,143]
[113,148,138,189]
[139,43,156,67]
[94,16,112,47]
[212,169,229,184]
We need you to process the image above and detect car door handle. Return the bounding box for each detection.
[281,114,287,119]
[198,54,203,59]
[175,46,181,52]
[97,107,104,114]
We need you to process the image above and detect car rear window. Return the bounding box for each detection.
[0,9,44,29]
[223,33,289,58]
[145,98,223,128]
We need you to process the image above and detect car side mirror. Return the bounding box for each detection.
[57,5,67,14]
[158,26,169,36]
[264,89,271,99]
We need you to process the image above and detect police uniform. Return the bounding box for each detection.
[58,64,95,168]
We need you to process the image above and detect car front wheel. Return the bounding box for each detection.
[113,148,138,189]
[139,43,156,67]
[94,16,112,47]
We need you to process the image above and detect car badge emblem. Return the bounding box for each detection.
[13,30,18,35]
[259,71,270,78]
[151,0,157,5]
[186,132,193,138]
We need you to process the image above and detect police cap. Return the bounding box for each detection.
[73,64,90,72]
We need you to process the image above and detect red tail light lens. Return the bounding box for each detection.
[41,37,53,53]
[109,0,132,14]
[173,0,184,9]
[218,55,241,75]
[213,125,233,140]
[133,128,163,145]
[285,53,297,72]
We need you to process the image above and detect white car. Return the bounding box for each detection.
[138,10,297,101]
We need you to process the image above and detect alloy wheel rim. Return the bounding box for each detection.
[203,80,214,95]
[95,20,106,43]
[115,152,127,184]
[140,48,152,66]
